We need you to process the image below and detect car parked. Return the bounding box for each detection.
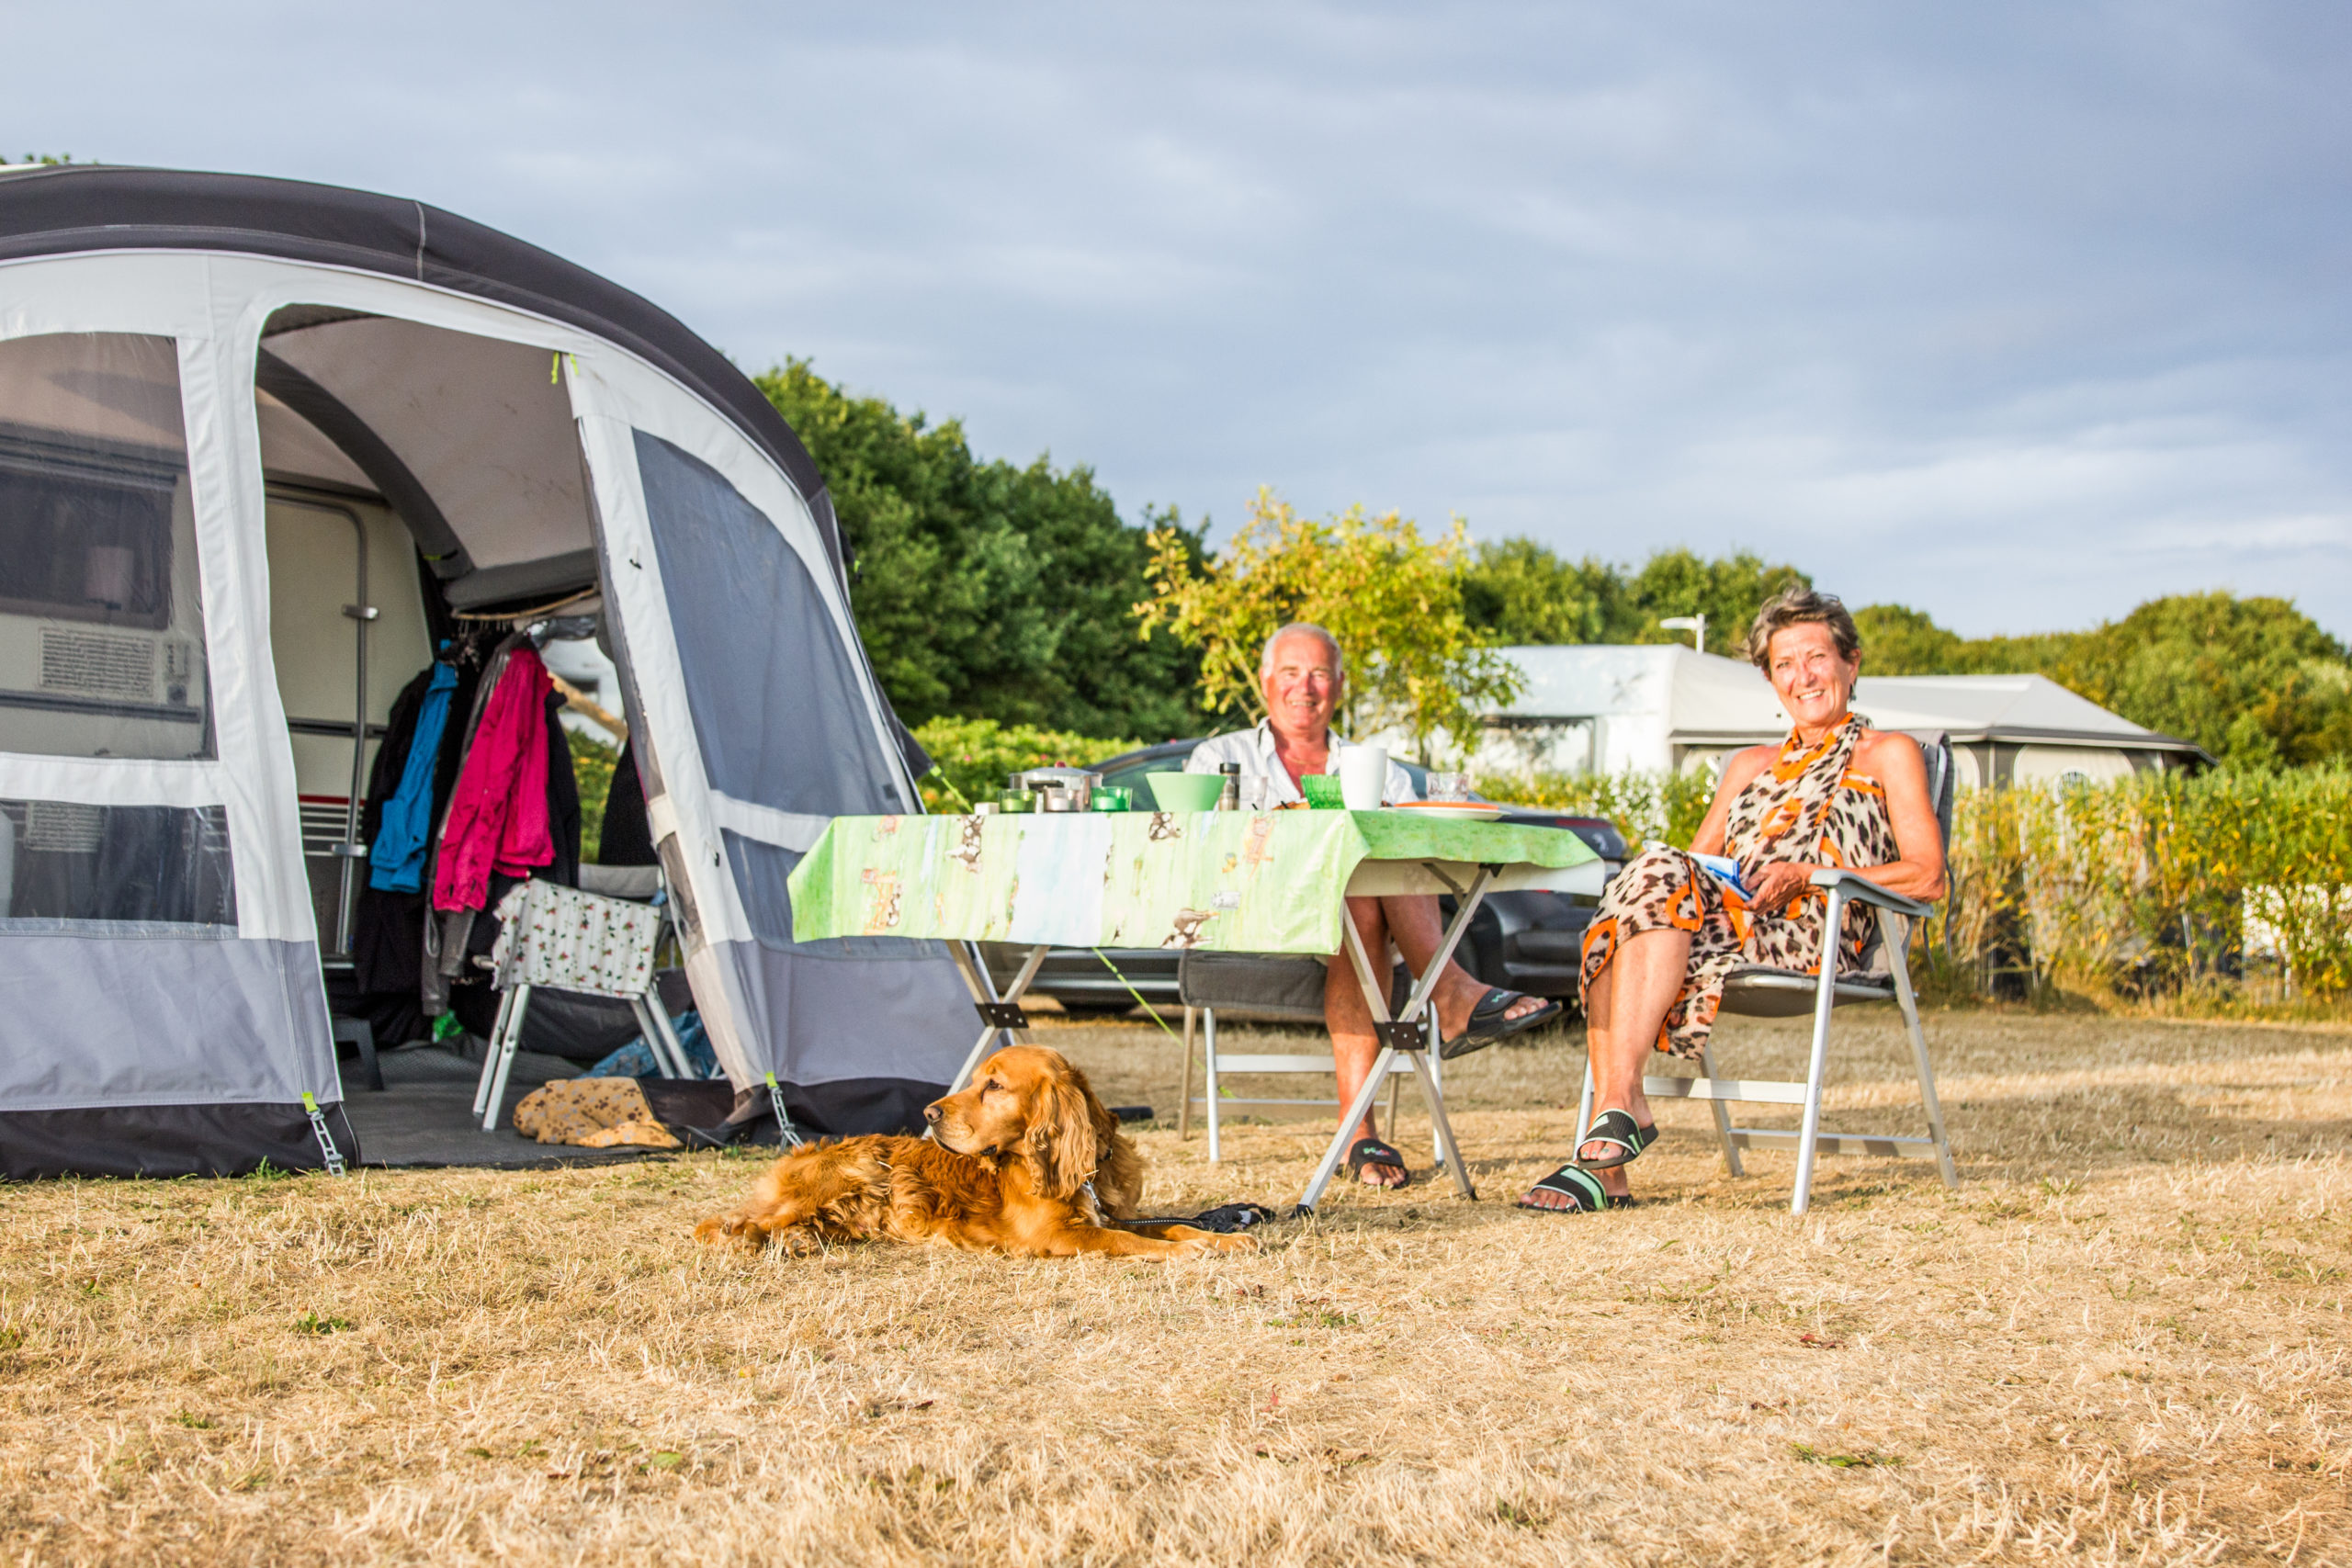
[979,739,1626,1016]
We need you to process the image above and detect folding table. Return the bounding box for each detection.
[785,809,1603,1213]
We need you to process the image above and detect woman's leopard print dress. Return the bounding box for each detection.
[1577,716,1900,1058]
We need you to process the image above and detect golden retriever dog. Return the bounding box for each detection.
[695,1045,1253,1258]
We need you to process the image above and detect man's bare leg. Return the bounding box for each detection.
[1520,927,1690,1209]
[1374,894,1549,1039]
[1326,897,1405,1187]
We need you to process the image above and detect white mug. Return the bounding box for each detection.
[1338,745,1389,811]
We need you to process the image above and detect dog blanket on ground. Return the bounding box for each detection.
[513,1077,681,1148]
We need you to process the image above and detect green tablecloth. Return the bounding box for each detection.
[786,809,1598,955]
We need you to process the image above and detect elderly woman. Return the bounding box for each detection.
[1189,622,1558,1189]
[1518,588,1947,1213]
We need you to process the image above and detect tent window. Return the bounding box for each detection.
[0,799,236,931]
[0,333,213,761]
[632,432,906,817]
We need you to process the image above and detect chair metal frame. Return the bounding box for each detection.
[1180,999,1432,1164]
[472,875,695,1131]
[1574,733,1961,1215]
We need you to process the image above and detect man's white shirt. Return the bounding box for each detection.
[1182,720,1418,807]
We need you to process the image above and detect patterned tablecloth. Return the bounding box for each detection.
[786,809,1599,956]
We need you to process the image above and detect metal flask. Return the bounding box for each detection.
[1009,765,1103,813]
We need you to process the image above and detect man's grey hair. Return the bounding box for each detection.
[1260,622,1345,680]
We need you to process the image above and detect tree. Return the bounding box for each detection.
[1459,540,1810,656]
[753,361,1203,741]
[1850,594,2352,767]
[1134,489,1522,764]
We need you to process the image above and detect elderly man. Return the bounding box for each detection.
[1186,623,1558,1189]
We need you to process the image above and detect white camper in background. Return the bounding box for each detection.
[1464,645,2208,787]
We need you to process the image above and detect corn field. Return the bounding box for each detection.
[1936,766,2352,1004]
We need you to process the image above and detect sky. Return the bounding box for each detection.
[9,1,2349,638]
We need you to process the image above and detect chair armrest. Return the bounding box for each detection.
[1806,868,1935,920]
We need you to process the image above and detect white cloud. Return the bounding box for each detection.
[6,0,2347,639]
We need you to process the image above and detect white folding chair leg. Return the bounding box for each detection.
[472,987,517,1119]
[1699,1044,1745,1178]
[1789,886,1847,1214]
[1576,1056,1595,1148]
[479,983,532,1132]
[1179,1007,1196,1140]
[1204,1006,1223,1163]
[631,994,692,1077]
[1883,908,1959,1189]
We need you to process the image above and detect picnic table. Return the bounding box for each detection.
[787,808,1602,1213]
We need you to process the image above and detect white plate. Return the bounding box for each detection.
[1391,802,1504,821]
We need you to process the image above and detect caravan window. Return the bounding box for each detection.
[0,333,213,761]
[0,798,236,931]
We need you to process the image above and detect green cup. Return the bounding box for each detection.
[1089,786,1130,812]
[1301,773,1345,809]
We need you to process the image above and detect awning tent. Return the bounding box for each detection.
[1472,645,2208,787]
[0,164,971,1178]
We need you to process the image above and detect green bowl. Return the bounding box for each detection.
[1141,773,1225,813]
[1300,773,1345,809]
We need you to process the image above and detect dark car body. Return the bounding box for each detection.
[979,739,1626,1015]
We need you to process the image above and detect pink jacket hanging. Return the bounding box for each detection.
[432,647,556,911]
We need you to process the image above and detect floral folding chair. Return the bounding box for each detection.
[471,874,694,1132]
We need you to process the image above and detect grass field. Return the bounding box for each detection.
[3,1008,2347,1565]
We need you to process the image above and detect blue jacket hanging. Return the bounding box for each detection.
[368,661,458,893]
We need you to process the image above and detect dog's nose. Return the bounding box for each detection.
[922,1102,942,1125]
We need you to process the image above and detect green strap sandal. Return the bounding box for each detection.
[1515,1164,1637,1212]
[1572,1109,1659,1170]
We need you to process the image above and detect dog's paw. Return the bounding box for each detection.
[695,1213,761,1247]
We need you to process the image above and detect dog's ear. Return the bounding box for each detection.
[1022,1072,1099,1201]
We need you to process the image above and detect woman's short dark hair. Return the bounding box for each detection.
[1745,586,1861,669]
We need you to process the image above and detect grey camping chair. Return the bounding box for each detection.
[1176,950,1433,1164]
[1577,732,1961,1214]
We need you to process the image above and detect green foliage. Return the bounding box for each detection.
[1135,489,1523,764]
[1853,593,2352,766]
[753,360,1203,741]
[1460,541,1810,657]
[1941,768,2352,1001]
[570,730,618,863]
[909,716,1140,812]
[1471,768,1715,853]
[10,152,78,166]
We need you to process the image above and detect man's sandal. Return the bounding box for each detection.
[1572,1109,1660,1170]
[1515,1164,1639,1212]
[1346,1137,1411,1188]
[1439,987,1563,1060]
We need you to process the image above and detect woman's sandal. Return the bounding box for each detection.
[1515,1164,1639,1212]
[1571,1108,1660,1170]
[1345,1137,1411,1189]
[1439,987,1563,1060]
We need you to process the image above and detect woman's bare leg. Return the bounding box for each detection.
[1326,897,1404,1187]
[1521,926,1690,1208]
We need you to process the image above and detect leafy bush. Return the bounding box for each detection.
[910,716,1141,812]
[1941,768,2352,1001]
[570,731,618,863]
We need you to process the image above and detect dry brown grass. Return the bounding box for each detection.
[4,1009,2349,1565]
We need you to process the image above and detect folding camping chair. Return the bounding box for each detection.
[1576,733,1961,1214]
[1175,950,1437,1164]
[472,870,695,1131]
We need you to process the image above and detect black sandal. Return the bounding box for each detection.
[1572,1109,1659,1170]
[1515,1164,1636,1212]
[1439,987,1563,1060]
[1345,1137,1410,1188]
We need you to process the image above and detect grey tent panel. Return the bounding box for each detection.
[632,430,910,817]
[723,938,973,1093]
[0,933,334,1109]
